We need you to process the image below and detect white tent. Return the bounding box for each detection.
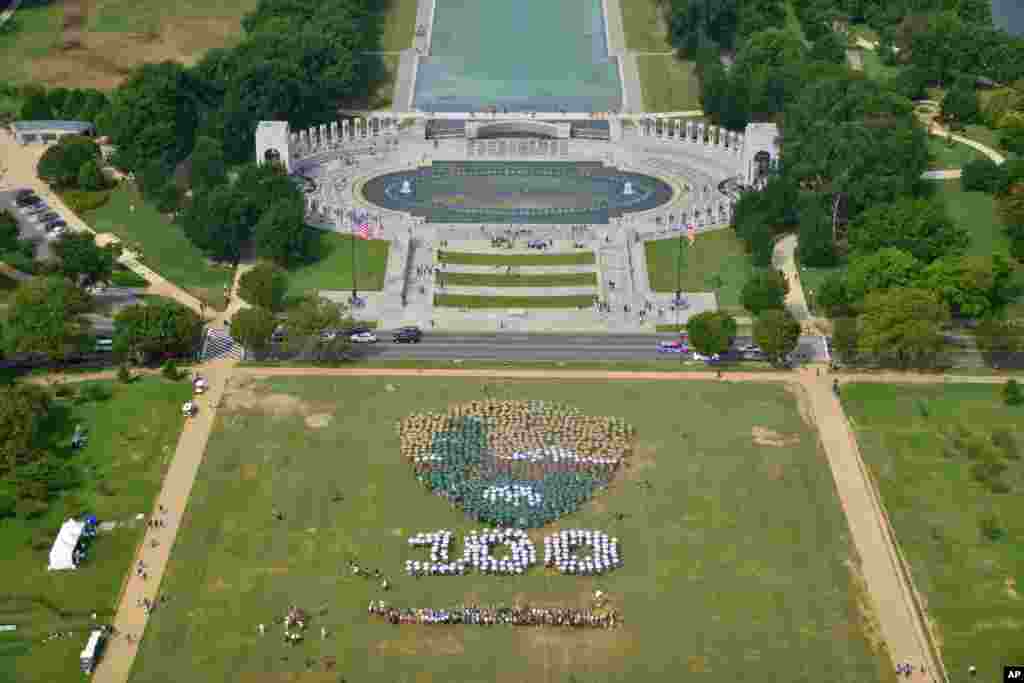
[48,518,85,571]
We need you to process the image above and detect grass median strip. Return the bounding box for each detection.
[438,272,597,287]
[435,294,596,308]
[439,250,596,266]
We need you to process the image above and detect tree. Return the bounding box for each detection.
[816,273,852,317]
[832,316,860,362]
[189,135,227,192]
[753,308,801,365]
[238,261,289,311]
[36,135,101,188]
[51,232,119,288]
[4,277,91,361]
[19,88,53,120]
[809,31,847,64]
[797,198,838,267]
[180,184,251,263]
[0,209,20,252]
[113,299,203,363]
[961,159,1004,194]
[974,318,1024,355]
[921,254,1022,318]
[941,79,980,126]
[283,294,350,358]
[77,159,106,192]
[1004,379,1024,406]
[858,288,950,367]
[230,306,278,354]
[741,270,789,315]
[848,197,967,263]
[686,311,738,357]
[253,199,316,267]
[0,384,52,477]
[106,62,200,173]
[844,248,922,301]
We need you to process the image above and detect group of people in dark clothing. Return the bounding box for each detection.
[368,601,621,628]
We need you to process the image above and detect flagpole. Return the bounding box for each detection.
[352,211,359,300]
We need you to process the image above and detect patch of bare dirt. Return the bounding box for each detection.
[765,462,786,481]
[786,382,815,427]
[240,463,258,480]
[223,379,314,417]
[208,577,230,592]
[687,655,708,673]
[304,413,333,429]
[752,426,800,448]
[376,630,465,656]
[1007,577,1020,600]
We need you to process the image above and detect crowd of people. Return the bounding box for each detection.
[545,529,621,575]
[368,601,621,629]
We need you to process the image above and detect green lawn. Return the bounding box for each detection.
[434,294,596,308]
[439,250,596,266]
[85,0,258,34]
[0,1,64,84]
[620,0,673,52]
[129,376,892,683]
[84,185,233,310]
[860,50,901,83]
[934,180,1012,258]
[644,229,756,311]
[0,272,19,304]
[637,56,702,112]
[438,272,597,288]
[379,0,418,51]
[927,135,988,170]
[842,383,1024,679]
[285,231,389,297]
[798,265,846,316]
[0,377,192,683]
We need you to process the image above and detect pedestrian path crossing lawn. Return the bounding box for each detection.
[439,250,597,266]
[438,272,598,287]
[127,376,891,683]
[434,294,597,308]
[285,232,389,297]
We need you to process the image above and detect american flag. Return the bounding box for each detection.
[686,222,696,244]
[352,210,370,240]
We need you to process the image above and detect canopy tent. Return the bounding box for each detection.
[48,518,85,571]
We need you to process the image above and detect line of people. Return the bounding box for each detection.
[368,601,620,628]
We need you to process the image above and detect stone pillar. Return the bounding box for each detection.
[696,123,705,144]
[340,119,349,141]
[710,126,719,146]
[735,134,744,155]
[301,129,310,153]
[291,133,299,149]
[675,119,682,141]
[638,118,646,136]
[372,118,380,136]
[330,121,338,146]
[685,120,694,142]
[319,124,328,148]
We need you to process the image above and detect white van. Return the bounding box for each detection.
[80,628,106,673]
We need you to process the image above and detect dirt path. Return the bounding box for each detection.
[95,362,1021,682]
[26,367,162,385]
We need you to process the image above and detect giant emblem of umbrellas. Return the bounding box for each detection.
[400,400,635,528]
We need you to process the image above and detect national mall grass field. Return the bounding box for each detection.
[129,377,894,683]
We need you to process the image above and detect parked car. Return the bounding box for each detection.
[94,338,113,352]
[25,203,49,215]
[656,340,688,354]
[16,195,41,207]
[45,220,67,231]
[392,326,422,343]
[692,351,721,362]
[319,330,338,341]
[37,211,60,223]
[350,331,378,343]
[15,188,35,199]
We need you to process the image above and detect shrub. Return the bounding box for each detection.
[1004,378,1024,406]
[110,269,148,287]
[17,498,49,520]
[991,429,1019,459]
[979,513,1006,541]
[0,491,16,519]
[960,159,1004,194]
[78,384,112,403]
[53,383,77,399]
[117,365,132,383]
[61,189,110,214]
[161,359,182,380]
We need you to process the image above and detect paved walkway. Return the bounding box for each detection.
[92,357,237,683]
[439,285,596,296]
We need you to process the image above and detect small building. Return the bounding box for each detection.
[10,120,96,145]
[48,518,86,571]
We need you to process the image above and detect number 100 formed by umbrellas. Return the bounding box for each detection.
[399,400,636,528]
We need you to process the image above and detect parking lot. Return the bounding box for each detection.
[1,188,66,261]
